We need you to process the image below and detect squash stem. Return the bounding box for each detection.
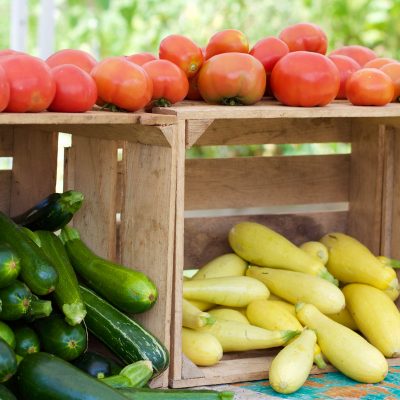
[60,190,84,214]
[60,227,81,243]
[63,302,87,326]
[26,297,52,321]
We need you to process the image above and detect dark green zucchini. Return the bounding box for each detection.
[61,227,157,313]
[0,384,17,400]
[0,339,17,383]
[0,280,32,320]
[0,322,15,349]
[80,285,169,377]
[0,244,21,289]
[0,212,58,295]
[118,388,234,400]
[73,351,122,378]
[36,230,86,325]
[14,326,40,357]
[16,352,127,400]
[24,294,52,322]
[34,315,87,361]
[12,191,84,232]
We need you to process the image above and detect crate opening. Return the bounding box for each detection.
[0,157,12,170]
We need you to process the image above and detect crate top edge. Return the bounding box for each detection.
[152,99,400,120]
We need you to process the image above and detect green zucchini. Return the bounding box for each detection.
[16,352,127,399]
[61,227,157,313]
[0,322,15,349]
[14,326,40,357]
[35,230,86,325]
[118,388,234,400]
[0,244,21,289]
[0,339,17,383]
[0,280,32,320]
[34,315,87,361]
[12,190,84,232]
[0,212,58,295]
[25,294,52,321]
[73,351,122,378]
[0,384,17,400]
[80,285,169,377]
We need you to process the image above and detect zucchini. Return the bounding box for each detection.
[73,351,122,378]
[0,322,15,349]
[16,352,127,400]
[12,191,84,232]
[0,280,32,320]
[61,227,157,314]
[0,384,17,400]
[118,388,234,400]
[25,294,52,321]
[35,230,86,325]
[0,339,17,383]
[34,315,87,361]
[80,285,169,376]
[0,212,58,295]
[14,326,40,357]
[0,244,21,289]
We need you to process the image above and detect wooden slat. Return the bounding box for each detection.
[120,125,178,388]
[10,128,58,216]
[0,171,12,214]
[184,212,348,268]
[0,127,14,156]
[347,121,385,254]
[188,118,351,147]
[70,136,118,260]
[185,154,350,211]
[63,146,75,192]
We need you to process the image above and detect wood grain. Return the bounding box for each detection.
[0,171,12,214]
[0,128,14,156]
[185,154,350,211]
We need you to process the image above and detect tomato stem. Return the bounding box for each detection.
[153,98,172,107]
[100,103,128,113]
[222,97,243,106]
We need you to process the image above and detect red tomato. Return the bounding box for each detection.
[380,63,400,102]
[364,57,398,69]
[46,49,97,73]
[279,23,327,54]
[186,73,202,100]
[198,52,266,105]
[48,65,97,112]
[0,65,10,112]
[142,59,188,106]
[346,68,394,106]
[329,45,377,67]
[328,55,360,99]
[205,29,249,60]
[159,35,203,78]
[0,55,55,112]
[91,57,153,112]
[0,49,25,57]
[126,52,157,66]
[271,51,340,107]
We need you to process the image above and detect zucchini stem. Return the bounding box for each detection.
[60,227,81,243]
[26,297,52,321]
[63,302,87,326]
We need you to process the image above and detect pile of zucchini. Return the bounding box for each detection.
[0,191,233,400]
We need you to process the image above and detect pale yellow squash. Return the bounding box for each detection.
[325,307,358,330]
[299,241,329,265]
[208,308,250,324]
[182,299,215,329]
[186,299,214,311]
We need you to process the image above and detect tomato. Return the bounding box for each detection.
[271,51,340,107]
[159,35,203,78]
[346,68,393,106]
[380,63,400,102]
[46,49,97,73]
[48,65,97,112]
[142,59,188,106]
[279,23,327,54]
[186,73,202,100]
[126,52,157,66]
[198,52,266,105]
[329,45,376,67]
[364,57,398,69]
[328,55,360,99]
[205,29,249,60]
[0,54,55,112]
[0,65,10,112]
[0,49,25,57]
[91,57,152,112]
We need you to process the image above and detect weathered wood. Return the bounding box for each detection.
[0,171,12,214]
[0,128,14,156]
[10,128,58,216]
[63,146,75,192]
[347,121,385,254]
[185,154,350,211]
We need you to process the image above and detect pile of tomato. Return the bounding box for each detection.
[0,22,399,113]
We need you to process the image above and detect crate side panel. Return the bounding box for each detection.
[0,128,14,156]
[0,171,12,214]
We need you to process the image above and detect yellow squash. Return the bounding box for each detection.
[247,266,345,314]
[191,253,248,280]
[208,308,250,324]
[269,329,317,394]
[228,222,336,283]
[320,232,398,290]
[183,276,269,307]
[182,299,215,329]
[186,299,214,311]
[384,285,400,301]
[343,283,400,357]
[296,303,388,383]
[299,241,329,265]
[325,307,358,330]
[182,328,223,366]
[197,319,299,352]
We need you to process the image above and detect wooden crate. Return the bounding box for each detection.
[153,100,400,388]
[0,111,178,388]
